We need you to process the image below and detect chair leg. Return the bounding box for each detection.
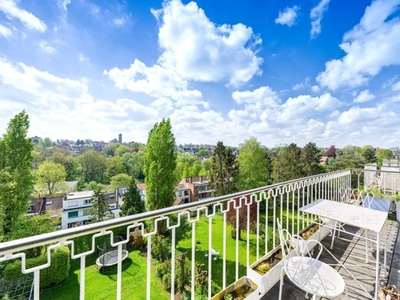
[279,271,284,300]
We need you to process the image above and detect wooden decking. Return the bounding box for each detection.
[261,218,399,300]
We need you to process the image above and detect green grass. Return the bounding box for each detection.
[40,209,301,299]
[40,250,170,300]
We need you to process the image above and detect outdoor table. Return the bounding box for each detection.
[299,199,389,300]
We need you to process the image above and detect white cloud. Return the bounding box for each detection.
[392,80,400,91]
[153,0,262,86]
[0,24,12,37]
[78,53,89,63]
[292,77,310,90]
[38,40,56,53]
[353,89,375,103]
[113,16,128,27]
[90,4,100,17]
[0,0,46,32]
[316,0,400,90]
[310,0,330,38]
[57,0,71,11]
[311,85,320,93]
[275,6,299,27]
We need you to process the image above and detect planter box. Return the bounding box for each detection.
[291,223,331,253]
[247,222,331,296]
[247,246,283,295]
[211,276,259,300]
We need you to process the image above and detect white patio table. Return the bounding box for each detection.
[299,199,388,300]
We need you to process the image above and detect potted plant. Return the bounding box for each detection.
[211,276,259,300]
[247,221,330,295]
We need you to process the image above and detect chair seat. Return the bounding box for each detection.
[286,256,346,298]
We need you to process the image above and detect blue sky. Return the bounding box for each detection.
[1,0,400,148]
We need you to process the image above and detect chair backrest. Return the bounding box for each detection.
[277,219,304,267]
[359,190,375,208]
[338,187,353,203]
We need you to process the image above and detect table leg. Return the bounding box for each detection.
[375,232,379,300]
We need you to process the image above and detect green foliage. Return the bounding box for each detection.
[301,142,323,176]
[120,177,145,216]
[9,212,60,258]
[152,234,171,262]
[90,186,113,223]
[272,143,303,183]
[0,111,35,239]
[4,246,70,288]
[144,118,178,233]
[79,150,107,183]
[237,137,269,190]
[210,141,239,197]
[109,173,131,191]
[107,155,126,178]
[36,160,67,195]
[122,150,145,181]
[361,145,376,163]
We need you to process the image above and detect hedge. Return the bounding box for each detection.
[3,246,70,289]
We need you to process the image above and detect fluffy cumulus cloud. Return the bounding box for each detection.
[316,0,400,90]
[353,89,375,103]
[152,0,262,86]
[275,6,299,27]
[0,0,46,32]
[310,0,330,38]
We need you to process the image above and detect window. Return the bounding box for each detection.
[68,200,78,207]
[82,209,91,216]
[84,199,92,205]
[68,211,78,218]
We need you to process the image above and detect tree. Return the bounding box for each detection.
[107,155,126,178]
[361,145,376,163]
[210,141,239,197]
[109,173,131,191]
[144,118,178,214]
[36,161,67,195]
[301,142,323,176]
[79,150,107,183]
[0,111,34,239]
[122,150,145,181]
[120,177,145,216]
[272,143,303,183]
[237,137,269,190]
[9,212,60,257]
[90,185,113,223]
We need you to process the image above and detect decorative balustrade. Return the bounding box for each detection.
[0,170,352,300]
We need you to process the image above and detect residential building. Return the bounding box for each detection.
[61,190,118,229]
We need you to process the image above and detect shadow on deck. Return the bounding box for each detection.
[260,218,400,300]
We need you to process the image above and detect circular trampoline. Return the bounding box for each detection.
[96,249,129,267]
[96,237,128,271]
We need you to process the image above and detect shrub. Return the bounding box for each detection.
[4,246,70,288]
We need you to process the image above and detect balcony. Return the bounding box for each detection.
[0,169,399,300]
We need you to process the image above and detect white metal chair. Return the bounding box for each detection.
[277,219,348,300]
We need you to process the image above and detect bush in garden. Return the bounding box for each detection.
[3,246,70,288]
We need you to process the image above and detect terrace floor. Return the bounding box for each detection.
[261,216,400,300]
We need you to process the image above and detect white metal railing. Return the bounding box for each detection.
[0,170,352,300]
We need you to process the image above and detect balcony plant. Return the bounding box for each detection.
[211,276,259,300]
[247,221,330,295]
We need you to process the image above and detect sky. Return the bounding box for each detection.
[1,0,400,149]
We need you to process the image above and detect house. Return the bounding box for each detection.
[61,190,118,229]
[178,176,214,203]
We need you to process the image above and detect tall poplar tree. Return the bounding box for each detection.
[144,118,178,218]
[210,141,239,197]
[0,111,34,240]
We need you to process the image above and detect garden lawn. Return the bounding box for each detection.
[40,250,169,300]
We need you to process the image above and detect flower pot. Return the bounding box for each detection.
[211,276,259,300]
